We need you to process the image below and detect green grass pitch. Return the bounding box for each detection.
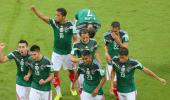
[0,0,169,100]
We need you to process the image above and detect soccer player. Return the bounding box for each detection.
[111,47,167,100]
[75,8,101,38]
[104,21,129,100]
[31,5,78,99]
[72,50,106,100]
[0,40,31,100]
[24,45,54,100]
[71,29,101,94]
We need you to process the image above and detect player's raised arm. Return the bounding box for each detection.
[142,67,167,85]
[0,42,10,63]
[31,5,49,24]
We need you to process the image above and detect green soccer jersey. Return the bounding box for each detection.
[71,39,98,59]
[112,56,144,93]
[49,19,77,55]
[7,50,31,87]
[27,56,54,91]
[77,60,105,95]
[75,8,101,30]
[104,30,129,58]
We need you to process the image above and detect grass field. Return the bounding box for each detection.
[0,0,170,100]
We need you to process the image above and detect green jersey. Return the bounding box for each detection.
[49,19,77,55]
[112,56,144,93]
[77,60,105,95]
[75,9,101,30]
[104,30,129,58]
[71,39,98,59]
[7,50,31,87]
[27,56,54,91]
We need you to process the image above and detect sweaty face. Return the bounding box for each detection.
[119,55,128,63]
[81,33,89,44]
[18,43,28,56]
[82,55,92,65]
[111,27,120,34]
[56,11,65,22]
[30,51,39,61]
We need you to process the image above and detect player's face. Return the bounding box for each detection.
[119,55,128,63]
[56,11,65,22]
[18,43,28,56]
[82,55,92,65]
[81,34,89,44]
[111,27,120,34]
[30,51,40,61]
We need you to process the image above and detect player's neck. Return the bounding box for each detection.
[36,54,43,61]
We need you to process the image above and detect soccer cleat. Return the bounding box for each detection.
[70,89,78,96]
[54,93,62,100]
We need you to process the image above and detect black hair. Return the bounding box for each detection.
[30,45,40,52]
[79,29,89,36]
[119,47,129,56]
[18,40,28,46]
[88,27,96,38]
[111,21,120,28]
[56,8,67,16]
[82,50,91,56]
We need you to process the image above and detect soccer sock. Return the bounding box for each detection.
[113,86,119,100]
[69,71,75,83]
[53,76,61,95]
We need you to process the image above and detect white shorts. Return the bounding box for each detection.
[78,74,84,89]
[16,84,30,100]
[51,52,74,71]
[106,64,117,81]
[118,91,137,100]
[80,91,104,100]
[29,88,52,100]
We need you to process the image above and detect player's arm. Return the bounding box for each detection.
[39,72,54,85]
[72,35,78,42]
[142,67,167,85]
[92,70,106,97]
[70,55,82,63]
[0,43,10,63]
[94,50,102,66]
[24,68,32,81]
[31,5,49,24]
[110,68,116,89]
[104,46,111,63]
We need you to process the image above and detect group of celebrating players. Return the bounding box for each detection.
[0,5,167,100]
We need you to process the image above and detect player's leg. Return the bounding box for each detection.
[93,95,105,100]
[80,91,91,100]
[41,90,52,100]
[63,54,77,96]
[16,84,30,100]
[106,64,119,100]
[126,91,137,100]
[78,74,84,95]
[117,92,126,100]
[29,88,40,100]
[51,52,63,99]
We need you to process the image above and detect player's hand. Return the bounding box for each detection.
[159,78,167,85]
[39,79,46,85]
[31,5,36,11]
[92,88,99,97]
[0,42,6,52]
[24,75,30,81]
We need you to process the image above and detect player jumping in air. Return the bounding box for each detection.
[31,5,78,100]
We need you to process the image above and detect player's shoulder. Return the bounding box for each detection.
[104,31,111,38]
[73,40,81,45]
[112,56,119,63]
[128,57,141,66]
[120,30,128,35]
[89,38,97,43]
[42,56,51,64]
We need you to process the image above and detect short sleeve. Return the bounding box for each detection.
[48,19,56,28]
[98,69,105,77]
[93,40,98,52]
[122,33,129,43]
[134,60,143,70]
[77,65,85,74]
[6,52,15,60]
